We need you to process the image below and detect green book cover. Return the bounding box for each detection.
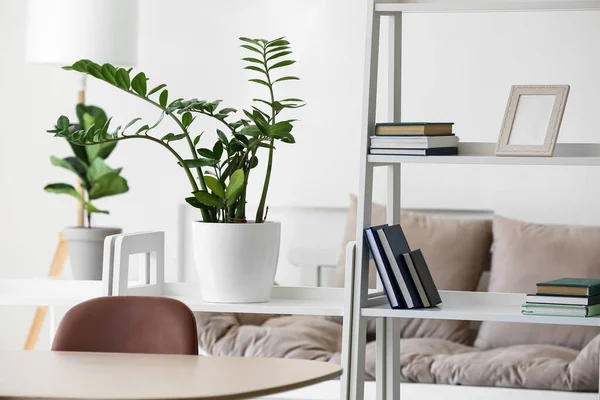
[522,303,600,317]
[537,278,600,287]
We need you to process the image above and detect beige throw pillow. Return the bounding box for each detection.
[335,195,492,344]
[475,216,600,350]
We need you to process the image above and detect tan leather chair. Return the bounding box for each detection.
[52,296,198,355]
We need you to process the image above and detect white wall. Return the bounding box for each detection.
[1,0,599,349]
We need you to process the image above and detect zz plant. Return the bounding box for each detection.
[48,37,303,223]
[46,104,129,227]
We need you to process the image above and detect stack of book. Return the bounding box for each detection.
[522,278,600,317]
[370,122,459,156]
[364,224,441,309]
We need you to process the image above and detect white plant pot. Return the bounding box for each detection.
[192,221,281,303]
[63,227,122,280]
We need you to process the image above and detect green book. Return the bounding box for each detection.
[375,122,454,136]
[536,278,600,297]
[521,302,600,317]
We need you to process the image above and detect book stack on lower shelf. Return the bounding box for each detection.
[364,224,441,309]
[370,122,459,156]
[523,278,600,317]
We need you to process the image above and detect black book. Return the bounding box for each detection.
[369,147,458,156]
[379,226,422,308]
[364,225,403,309]
[409,249,442,307]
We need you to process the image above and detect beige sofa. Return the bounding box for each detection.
[195,197,600,393]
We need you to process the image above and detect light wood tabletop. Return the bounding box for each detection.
[0,351,342,400]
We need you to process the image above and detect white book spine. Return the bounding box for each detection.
[377,230,413,308]
[402,253,430,307]
[365,230,399,308]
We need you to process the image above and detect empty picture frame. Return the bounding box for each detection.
[495,85,570,157]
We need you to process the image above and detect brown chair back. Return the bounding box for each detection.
[52,296,198,355]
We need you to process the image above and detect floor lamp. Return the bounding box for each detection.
[24,0,138,349]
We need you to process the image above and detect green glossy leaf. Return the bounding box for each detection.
[270,60,296,70]
[84,202,109,215]
[250,155,259,168]
[249,79,270,87]
[87,63,103,79]
[216,129,228,144]
[123,117,142,132]
[185,196,207,209]
[193,191,223,207]
[135,125,150,135]
[267,39,290,48]
[159,90,169,108]
[193,134,202,146]
[197,148,215,159]
[212,141,223,160]
[240,44,263,55]
[239,37,260,45]
[244,65,267,74]
[86,157,119,183]
[131,72,147,96]
[57,115,70,131]
[50,156,87,183]
[266,45,290,54]
[240,125,261,138]
[273,76,299,83]
[181,158,219,168]
[89,174,129,200]
[44,183,83,202]
[226,169,244,199]
[100,64,117,85]
[267,51,292,62]
[204,176,225,198]
[115,68,131,90]
[86,142,117,162]
[148,83,167,96]
[182,112,193,127]
[242,57,264,65]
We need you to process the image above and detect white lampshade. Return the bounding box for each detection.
[26,0,138,67]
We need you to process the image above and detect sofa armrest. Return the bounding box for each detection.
[288,247,338,287]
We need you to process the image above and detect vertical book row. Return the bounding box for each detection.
[364,224,441,309]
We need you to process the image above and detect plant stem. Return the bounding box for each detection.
[255,43,277,223]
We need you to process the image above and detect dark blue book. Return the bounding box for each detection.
[379,225,422,308]
[364,225,404,309]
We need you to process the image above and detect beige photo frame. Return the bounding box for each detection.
[495,85,570,157]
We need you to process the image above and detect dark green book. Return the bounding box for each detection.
[536,278,600,297]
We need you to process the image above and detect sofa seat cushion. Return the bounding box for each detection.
[196,312,599,391]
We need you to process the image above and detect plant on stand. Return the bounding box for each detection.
[48,37,304,302]
[46,104,129,280]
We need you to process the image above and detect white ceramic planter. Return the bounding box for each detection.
[192,221,281,303]
[62,227,122,280]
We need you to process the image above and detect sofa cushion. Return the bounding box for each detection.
[335,195,492,344]
[475,216,600,350]
[195,311,600,391]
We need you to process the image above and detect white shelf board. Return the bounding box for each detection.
[362,290,600,326]
[0,279,103,306]
[162,283,345,316]
[368,142,600,166]
[375,0,600,13]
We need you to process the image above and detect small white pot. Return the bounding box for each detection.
[63,227,122,280]
[192,221,281,303]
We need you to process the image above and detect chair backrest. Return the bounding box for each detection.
[52,296,198,355]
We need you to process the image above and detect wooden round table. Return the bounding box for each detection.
[0,351,341,399]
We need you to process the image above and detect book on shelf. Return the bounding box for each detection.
[521,303,600,318]
[370,147,459,156]
[363,224,441,309]
[377,227,421,308]
[525,293,600,306]
[370,135,459,149]
[375,122,454,136]
[364,225,403,309]
[536,278,600,297]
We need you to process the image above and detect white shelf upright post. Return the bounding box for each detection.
[343,0,381,399]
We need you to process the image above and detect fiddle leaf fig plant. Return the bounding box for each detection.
[45,104,129,227]
[47,36,304,224]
